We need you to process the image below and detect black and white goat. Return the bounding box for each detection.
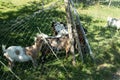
[51,21,87,36]
[51,21,68,37]
[107,17,120,30]
[2,34,44,69]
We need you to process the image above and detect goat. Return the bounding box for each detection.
[51,21,88,54]
[51,21,68,36]
[2,35,43,69]
[36,33,71,64]
[51,21,87,36]
[107,17,120,30]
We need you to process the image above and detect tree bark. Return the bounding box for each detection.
[70,0,94,61]
[64,0,76,65]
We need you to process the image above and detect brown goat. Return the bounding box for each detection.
[38,35,71,64]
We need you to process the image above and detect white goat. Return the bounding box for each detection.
[2,34,44,69]
[107,17,120,30]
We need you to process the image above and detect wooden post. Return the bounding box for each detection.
[70,0,94,61]
[71,15,84,62]
[68,2,84,62]
[64,0,76,65]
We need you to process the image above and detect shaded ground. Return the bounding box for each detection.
[0,0,120,80]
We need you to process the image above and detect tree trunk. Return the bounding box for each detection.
[70,0,94,61]
[64,0,76,65]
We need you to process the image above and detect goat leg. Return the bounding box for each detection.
[31,58,38,68]
[41,53,46,65]
[8,61,14,69]
[4,54,14,69]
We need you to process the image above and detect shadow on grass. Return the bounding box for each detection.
[0,2,66,46]
[0,1,120,80]
[77,13,120,79]
[0,1,66,80]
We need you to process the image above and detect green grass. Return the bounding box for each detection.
[0,0,120,80]
[78,4,120,21]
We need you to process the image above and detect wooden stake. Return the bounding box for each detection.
[67,2,84,62]
[64,0,76,65]
[70,0,94,61]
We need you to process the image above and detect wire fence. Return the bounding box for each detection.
[1,0,120,80]
[0,0,70,80]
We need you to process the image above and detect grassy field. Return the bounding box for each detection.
[0,0,120,80]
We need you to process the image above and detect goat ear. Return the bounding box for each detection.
[51,21,55,27]
[36,33,40,36]
[60,22,63,24]
[60,22,66,26]
[34,37,37,41]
